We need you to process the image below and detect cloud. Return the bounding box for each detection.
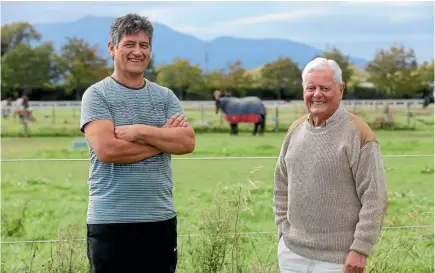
[168,8,329,39]
[139,2,221,26]
[310,33,432,44]
[388,11,425,22]
[139,2,226,38]
[342,1,427,7]
[139,5,189,25]
[139,2,207,27]
[227,9,328,25]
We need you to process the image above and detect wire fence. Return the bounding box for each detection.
[2,154,433,247]
[1,154,434,163]
[1,225,433,245]
[3,99,433,138]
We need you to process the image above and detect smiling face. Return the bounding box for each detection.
[303,68,344,126]
[109,30,151,76]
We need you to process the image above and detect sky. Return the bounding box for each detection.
[1,0,434,63]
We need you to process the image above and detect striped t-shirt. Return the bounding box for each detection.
[80,76,183,224]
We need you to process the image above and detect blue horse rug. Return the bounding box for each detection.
[218,96,266,124]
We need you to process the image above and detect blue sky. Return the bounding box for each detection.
[2,0,434,63]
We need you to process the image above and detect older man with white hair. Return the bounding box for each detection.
[273,57,388,273]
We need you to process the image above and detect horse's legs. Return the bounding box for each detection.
[259,114,266,135]
[253,122,259,135]
[230,124,238,135]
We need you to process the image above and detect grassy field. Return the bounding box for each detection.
[1,106,434,272]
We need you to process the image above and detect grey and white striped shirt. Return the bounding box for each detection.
[80,76,183,224]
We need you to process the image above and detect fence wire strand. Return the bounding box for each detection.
[1,154,433,163]
[2,154,433,246]
[1,225,433,245]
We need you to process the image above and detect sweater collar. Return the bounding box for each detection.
[307,106,346,128]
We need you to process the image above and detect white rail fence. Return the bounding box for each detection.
[2,99,431,137]
[4,99,427,110]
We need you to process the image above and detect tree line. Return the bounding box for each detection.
[1,21,434,101]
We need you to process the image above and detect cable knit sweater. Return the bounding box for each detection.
[273,107,388,264]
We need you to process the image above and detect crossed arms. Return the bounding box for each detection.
[83,113,195,164]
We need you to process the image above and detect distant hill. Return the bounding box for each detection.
[31,15,369,70]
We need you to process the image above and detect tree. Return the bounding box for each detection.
[144,54,157,82]
[417,60,434,87]
[1,41,59,95]
[226,60,255,96]
[156,58,205,99]
[318,46,353,84]
[1,22,41,57]
[415,60,434,99]
[260,57,301,99]
[366,45,421,98]
[204,70,229,92]
[342,64,370,99]
[58,37,110,96]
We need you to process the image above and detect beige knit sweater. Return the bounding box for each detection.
[273,107,388,264]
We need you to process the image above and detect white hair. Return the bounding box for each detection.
[301,57,343,86]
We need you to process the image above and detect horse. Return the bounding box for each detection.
[214,90,266,135]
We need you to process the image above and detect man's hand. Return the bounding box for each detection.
[163,113,188,128]
[114,124,143,142]
[343,251,366,273]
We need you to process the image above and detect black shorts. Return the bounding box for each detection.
[87,217,177,273]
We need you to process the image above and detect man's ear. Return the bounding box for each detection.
[108,41,115,58]
[340,83,345,99]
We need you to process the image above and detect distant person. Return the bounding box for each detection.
[80,13,195,273]
[21,93,29,110]
[15,94,32,121]
[273,57,388,273]
[2,97,12,118]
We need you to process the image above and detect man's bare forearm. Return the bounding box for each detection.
[137,125,195,155]
[97,138,162,163]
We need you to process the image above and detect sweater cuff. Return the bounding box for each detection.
[350,238,372,257]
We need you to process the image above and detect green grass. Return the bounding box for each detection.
[1,111,434,272]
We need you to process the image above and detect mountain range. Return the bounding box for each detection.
[32,15,369,70]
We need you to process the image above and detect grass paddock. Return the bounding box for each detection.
[1,105,434,272]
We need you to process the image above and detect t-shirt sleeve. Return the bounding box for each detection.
[165,88,184,120]
[80,85,112,133]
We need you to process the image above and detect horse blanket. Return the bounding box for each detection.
[218,96,266,124]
